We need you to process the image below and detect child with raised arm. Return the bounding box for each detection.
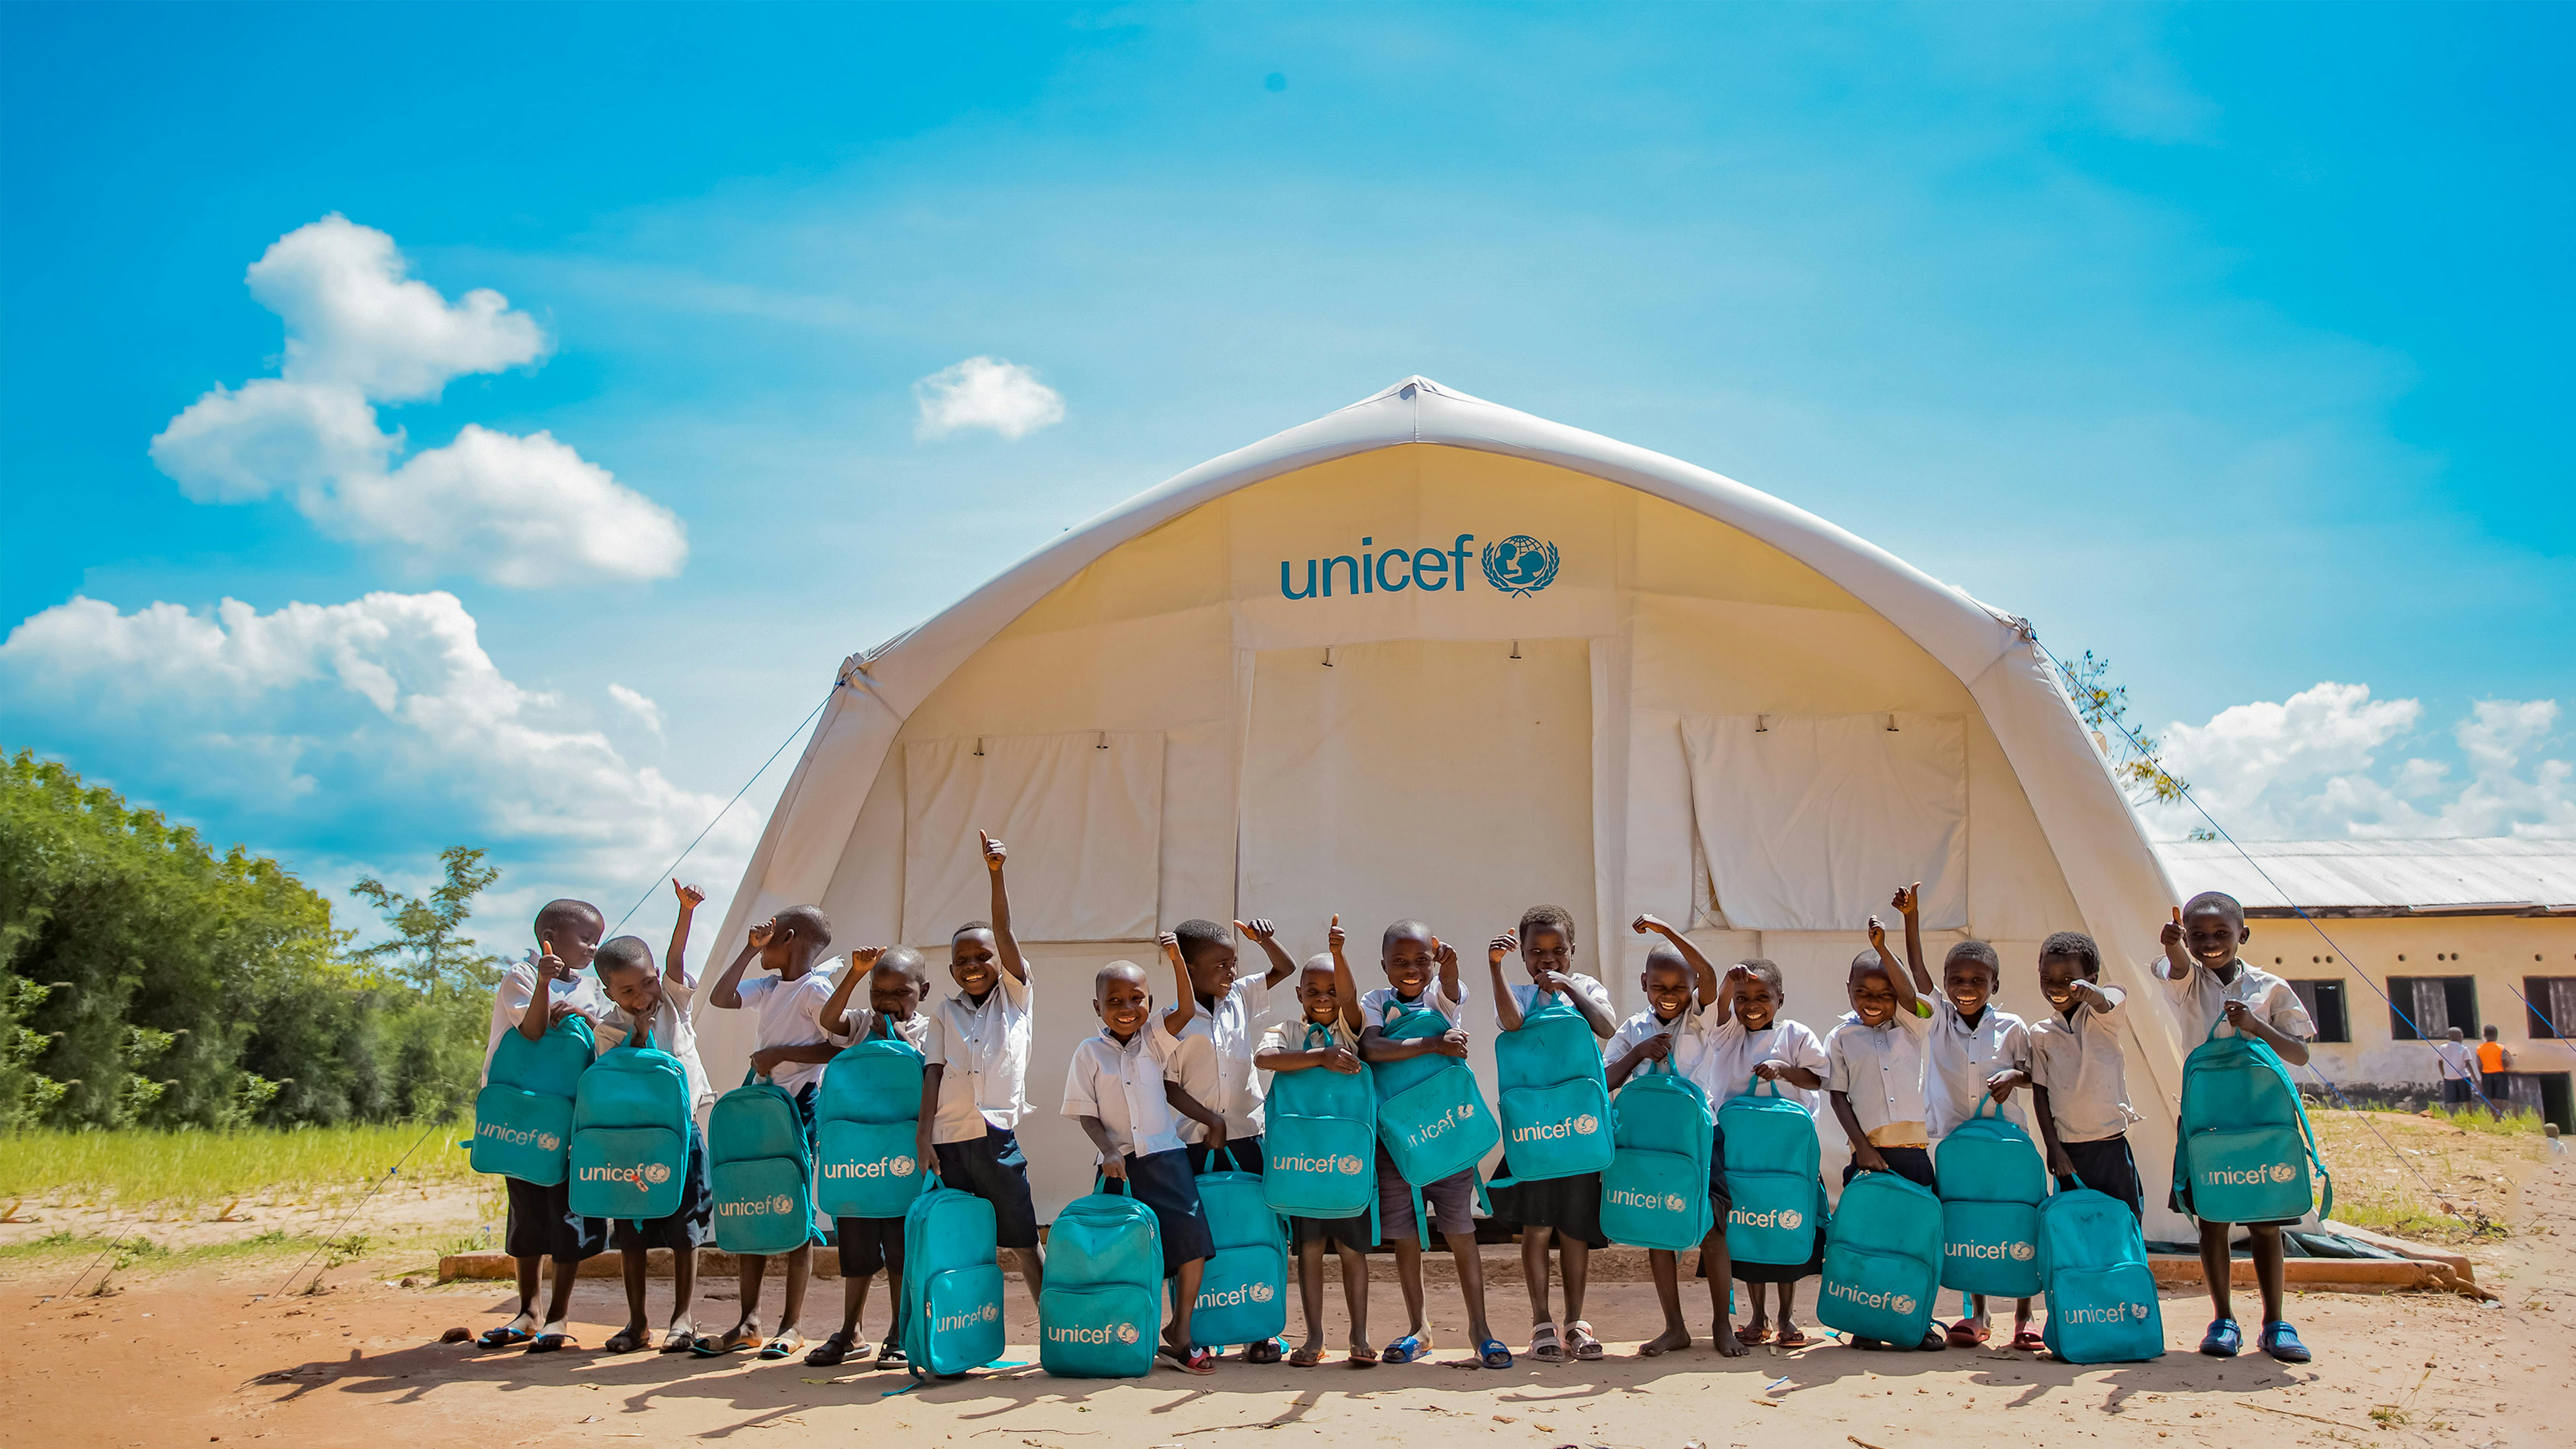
[2158,892,2318,1364]
[1824,910,1943,1352]
[919,831,1044,1303]
[2027,932,2143,1221]
[697,903,843,1360]
[1618,914,1744,1358]
[1888,885,2040,1350]
[1252,928,1375,1368]
[1356,919,1507,1369]
[592,882,719,1354]
[1065,958,1222,1375]
[1485,904,1617,1365]
[476,898,611,1352]
[804,945,931,1368]
[1703,956,1828,1347]
[1164,918,1299,1177]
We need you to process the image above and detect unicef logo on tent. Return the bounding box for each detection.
[1115,1322,1141,1345]
[1777,1208,1802,1231]
[1249,1281,1275,1304]
[890,1155,917,1178]
[1335,1154,1365,1175]
[2008,1240,2035,1262]
[1480,536,1560,597]
[1890,1295,1916,1317]
[643,1162,672,1185]
[2268,1162,2297,1184]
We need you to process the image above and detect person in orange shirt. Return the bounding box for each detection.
[2477,1027,2512,1120]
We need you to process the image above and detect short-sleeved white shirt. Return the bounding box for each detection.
[1826,1004,1935,1146]
[597,973,717,1116]
[2027,984,2137,1144]
[1062,1023,1186,1162]
[1169,974,1270,1143]
[731,962,842,1097]
[1505,973,1615,1026]
[483,954,607,1085]
[1704,1016,1829,1113]
[2431,1039,2478,1081]
[2157,958,2315,1046]
[834,1008,931,1052]
[1259,1015,1360,1057]
[1926,999,2033,1139]
[1607,1005,1722,1100]
[923,969,1034,1143]
[1360,979,1468,1029]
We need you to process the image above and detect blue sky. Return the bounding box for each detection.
[3,3,2570,945]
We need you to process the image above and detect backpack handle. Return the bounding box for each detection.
[1971,1094,2006,1123]
[1745,1071,1785,1098]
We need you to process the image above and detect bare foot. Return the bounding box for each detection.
[1713,1324,1749,1357]
[1640,1324,1691,1357]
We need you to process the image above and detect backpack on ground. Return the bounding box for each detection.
[1371,1001,1500,1188]
[1489,992,1614,1186]
[473,1013,594,1185]
[1261,1023,1379,1229]
[1935,1096,2047,1297]
[1598,1057,1716,1251]
[899,1178,1007,1380]
[708,1069,815,1255]
[1717,1075,1826,1266]
[569,1027,693,1221]
[816,1035,930,1219]
[2037,1174,2164,1363]
[1040,1183,1164,1377]
[1191,1165,1288,1349]
[1817,1169,1942,1345]
[2174,1019,2332,1225]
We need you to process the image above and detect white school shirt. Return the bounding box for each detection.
[731,961,842,1097]
[923,968,1035,1143]
[1825,1003,1935,1147]
[483,954,608,1085]
[2430,1039,2479,1082]
[1505,973,1615,1026]
[1062,1022,1187,1162]
[1169,974,1271,1143]
[2157,957,2315,1046]
[1704,1016,1829,1112]
[596,973,718,1115]
[1607,1004,1721,1100]
[2026,984,2138,1144]
[1359,978,1468,1028]
[1925,999,2033,1139]
[832,1007,931,1052]
[1258,1015,1361,1057]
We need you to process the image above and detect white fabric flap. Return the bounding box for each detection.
[1682,713,1967,932]
[903,731,1164,943]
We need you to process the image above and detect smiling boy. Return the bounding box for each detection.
[1703,956,1828,1347]
[1163,916,1299,1180]
[1615,914,1743,1358]
[919,831,1044,1302]
[591,882,719,1356]
[1252,941,1375,1368]
[1824,912,1944,1352]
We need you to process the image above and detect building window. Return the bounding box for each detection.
[2527,977,2576,1040]
[2287,980,2350,1043]
[2386,975,2477,1041]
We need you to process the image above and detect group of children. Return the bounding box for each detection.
[478,837,2322,1374]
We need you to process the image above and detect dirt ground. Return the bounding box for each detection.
[8,1153,2568,1449]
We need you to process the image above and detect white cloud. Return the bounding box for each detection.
[608,682,664,734]
[0,591,759,930]
[2143,682,2575,840]
[913,356,1066,440]
[149,216,686,587]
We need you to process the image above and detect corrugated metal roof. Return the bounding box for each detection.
[2153,838,2576,914]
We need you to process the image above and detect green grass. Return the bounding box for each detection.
[2422,1105,2551,1135]
[0,1120,474,1210]
[0,1227,364,1272]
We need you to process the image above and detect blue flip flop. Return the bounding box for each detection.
[1478,1338,1513,1369]
[2258,1321,2311,1364]
[1381,1333,1430,1364]
[476,1325,534,1350]
[2199,1318,2242,1357]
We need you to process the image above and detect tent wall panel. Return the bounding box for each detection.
[901,732,1165,945]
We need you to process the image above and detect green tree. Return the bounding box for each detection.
[2055,651,2207,834]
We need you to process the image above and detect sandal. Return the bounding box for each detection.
[659,1328,697,1354]
[1530,1321,1565,1364]
[525,1333,577,1354]
[805,1331,861,1367]
[2198,1318,2242,1358]
[2009,1328,2046,1353]
[1244,1338,1284,1365]
[1774,1326,1812,1349]
[1288,1344,1325,1368]
[874,1341,907,1367]
[1946,1318,1988,1349]
[1346,1342,1378,1369]
[476,1325,535,1350]
[1915,1328,1949,1352]
[691,1324,763,1358]
[1164,1346,1217,1375]
[2258,1321,2311,1365]
[603,1327,651,1355]
[1738,1323,1774,1346]
[1567,1321,1603,1362]
[1478,1338,1513,1370]
[1382,1332,1433,1365]
[757,1330,807,1361]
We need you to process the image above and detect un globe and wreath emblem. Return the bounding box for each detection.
[1890,1295,1917,1317]
[980,1302,1000,1323]
[2268,1161,2297,1183]
[1250,1281,1276,1303]
[1456,1101,1474,1119]
[890,1155,917,1177]
[2129,1301,2151,1320]
[1479,535,1560,597]
[1777,1208,1802,1231]
[1663,1194,1689,1213]
[1572,1113,1599,1136]
[643,1161,672,1185]
[2009,1240,2036,1261]
[1335,1154,1365,1175]
[769,1194,795,1214]
[1115,1322,1141,1345]
[536,1133,559,1152]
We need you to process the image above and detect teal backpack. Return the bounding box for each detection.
[1717,1076,1826,1265]
[1261,1023,1379,1226]
[1371,1000,1500,1188]
[2037,1175,2164,1363]
[472,1013,593,1184]
[708,1069,815,1255]
[2174,1020,2331,1225]
[1190,1166,1288,1349]
[1040,1184,1164,1377]
[816,1034,929,1219]
[1934,1098,2047,1297]
[1490,992,1614,1185]
[1817,1169,1943,1345]
[900,1178,1008,1380]
[1598,1057,1716,1251]
[569,1027,693,1221]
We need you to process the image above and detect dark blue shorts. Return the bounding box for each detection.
[2057,1134,2144,1222]
[934,1124,1041,1249]
[1843,1144,1936,1190]
[1120,1147,1216,1277]
[503,1174,605,1263]
[610,1121,715,1254]
[1188,1136,1263,1175]
[835,1216,905,1279]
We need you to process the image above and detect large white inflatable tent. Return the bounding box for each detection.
[708,377,2194,1236]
